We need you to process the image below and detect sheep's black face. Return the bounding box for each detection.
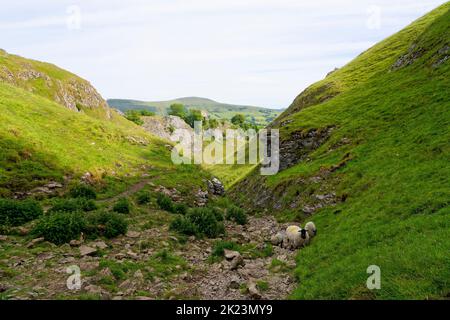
[300,229,307,239]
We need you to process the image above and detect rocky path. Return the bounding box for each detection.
[1,177,300,300]
[182,217,297,300]
[0,214,298,300]
[97,179,155,204]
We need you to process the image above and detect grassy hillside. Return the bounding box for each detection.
[108,97,282,127]
[0,49,117,121]
[231,3,450,299]
[0,52,212,199]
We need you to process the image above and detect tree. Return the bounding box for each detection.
[207,119,219,129]
[231,114,246,127]
[168,103,187,119]
[125,110,144,125]
[185,109,204,128]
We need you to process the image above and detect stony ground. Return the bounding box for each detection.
[0,194,300,300]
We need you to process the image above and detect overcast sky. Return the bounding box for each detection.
[0,0,446,108]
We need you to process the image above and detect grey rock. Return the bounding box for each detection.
[224,249,240,260]
[247,282,262,300]
[207,178,225,196]
[230,255,245,271]
[26,237,45,248]
[126,231,141,238]
[79,245,97,256]
[91,241,108,250]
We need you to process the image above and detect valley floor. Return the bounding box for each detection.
[0,180,298,300]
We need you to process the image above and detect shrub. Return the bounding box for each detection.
[226,206,248,225]
[187,208,225,238]
[113,197,131,214]
[32,212,86,245]
[157,194,174,212]
[0,199,43,226]
[170,207,225,238]
[136,191,151,205]
[211,241,241,258]
[174,203,188,215]
[86,211,128,239]
[48,198,97,214]
[69,184,97,200]
[170,216,197,236]
[211,207,224,221]
[124,110,144,125]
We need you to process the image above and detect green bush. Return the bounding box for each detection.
[187,208,225,238]
[113,197,131,214]
[124,110,144,125]
[174,203,188,215]
[170,216,198,236]
[136,191,151,205]
[32,212,86,245]
[226,206,248,225]
[69,184,97,200]
[211,207,224,221]
[48,198,97,213]
[0,199,43,226]
[157,194,175,212]
[87,211,128,239]
[211,241,241,258]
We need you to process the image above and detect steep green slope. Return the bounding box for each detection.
[108,97,282,127]
[0,49,119,121]
[0,60,211,199]
[231,3,450,299]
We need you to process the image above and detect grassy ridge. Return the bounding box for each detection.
[233,3,450,299]
[0,49,113,120]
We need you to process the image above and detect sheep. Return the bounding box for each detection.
[305,222,317,238]
[285,225,309,250]
[270,231,286,246]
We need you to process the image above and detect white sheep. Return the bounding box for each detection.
[285,225,309,250]
[270,231,286,246]
[305,222,317,238]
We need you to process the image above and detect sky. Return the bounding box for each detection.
[0,0,447,108]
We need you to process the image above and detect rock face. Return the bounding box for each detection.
[207,178,225,196]
[0,49,112,119]
[141,115,193,141]
[279,127,334,171]
[391,43,425,70]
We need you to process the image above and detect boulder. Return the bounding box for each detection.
[247,281,262,299]
[126,231,141,238]
[79,245,97,256]
[207,178,225,196]
[26,237,45,248]
[91,241,108,250]
[230,255,245,271]
[224,249,240,260]
[70,240,82,247]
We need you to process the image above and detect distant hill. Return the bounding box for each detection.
[107,97,282,127]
